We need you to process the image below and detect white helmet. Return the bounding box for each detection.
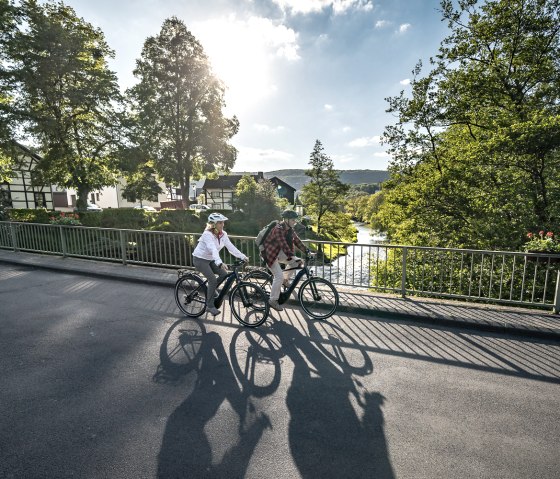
[208,212,228,223]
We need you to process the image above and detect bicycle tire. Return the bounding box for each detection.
[298,277,339,319]
[229,281,270,327]
[244,270,273,296]
[174,273,207,317]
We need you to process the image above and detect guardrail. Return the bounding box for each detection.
[1,221,559,312]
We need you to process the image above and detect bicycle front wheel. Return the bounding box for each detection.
[298,277,339,320]
[229,282,270,327]
[174,273,207,317]
[244,269,273,296]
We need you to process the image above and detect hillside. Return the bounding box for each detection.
[233,169,390,192]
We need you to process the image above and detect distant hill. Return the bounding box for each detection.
[233,169,390,192]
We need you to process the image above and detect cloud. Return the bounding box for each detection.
[374,20,390,28]
[348,135,381,147]
[271,0,374,15]
[254,123,287,133]
[397,23,411,34]
[324,104,334,111]
[399,78,411,85]
[234,146,295,170]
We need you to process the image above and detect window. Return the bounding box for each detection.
[53,192,69,207]
[90,193,95,203]
[0,186,12,207]
[33,191,46,208]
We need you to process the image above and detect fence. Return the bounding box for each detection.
[1,221,560,313]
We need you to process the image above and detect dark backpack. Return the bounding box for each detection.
[255,221,278,250]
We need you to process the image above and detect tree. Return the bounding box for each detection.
[234,175,281,226]
[0,0,18,182]
[379,0,560,249]
[128,17,238,208]
[300,140,350,239]
[121,162,163,206]
[3,0,123,210]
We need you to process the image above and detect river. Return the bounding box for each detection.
[315,222,386,287]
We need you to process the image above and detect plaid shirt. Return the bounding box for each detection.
[262,222,306,267]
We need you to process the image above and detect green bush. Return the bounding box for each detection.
[151,209,206,232]
[6,208,50,223]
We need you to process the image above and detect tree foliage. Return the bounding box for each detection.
[121,162,163,206]
[127,17,238,207]
[300,140,351,240]
[234,175,282,226]
[3,0,123,209]
[379,0,560,250]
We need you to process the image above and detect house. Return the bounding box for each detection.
[202,172,296,210]
[1,142,170,211]
[0,142,54,210]
[55,177,169,211]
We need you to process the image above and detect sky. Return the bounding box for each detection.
[51,0,451,172]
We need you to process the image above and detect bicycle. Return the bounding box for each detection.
[244,251,339,320]
[174,259,270,327]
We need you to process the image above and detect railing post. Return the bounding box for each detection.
[401,246,407,298]
[553,270,560,314]
[119,230,127,265]
[59,225,67,257]
[9,222,18,251]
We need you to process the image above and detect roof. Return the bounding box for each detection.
[269,176,296,192]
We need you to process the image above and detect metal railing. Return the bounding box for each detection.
[2,221,560,312]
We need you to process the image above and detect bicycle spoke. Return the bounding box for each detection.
[230,282,269,327]
[174,274,207,317]
[298,277,339,320]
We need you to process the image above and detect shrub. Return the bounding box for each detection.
[6,208,50,223]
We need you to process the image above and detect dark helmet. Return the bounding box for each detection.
[281,209,299,219]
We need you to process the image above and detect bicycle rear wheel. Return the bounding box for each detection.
[298,277,339,319]
[229,282,270,327]
[174,273,207,317]
[244,269,272,296]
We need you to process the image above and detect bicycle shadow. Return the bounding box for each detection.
[272,320,395,479]
[155,320,278,478]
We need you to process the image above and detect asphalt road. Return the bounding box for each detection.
[1,263,559,479]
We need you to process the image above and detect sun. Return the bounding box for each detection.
[193,16,290,114]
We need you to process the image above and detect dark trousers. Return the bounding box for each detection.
[193,256,228,306]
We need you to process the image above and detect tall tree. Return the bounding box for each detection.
[4,0,123,209]
[128,17,238,208]
[0,0,18,182]
[300,140,350,238]
[380,0,560,249]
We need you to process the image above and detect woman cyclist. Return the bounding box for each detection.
[192,213,248,316]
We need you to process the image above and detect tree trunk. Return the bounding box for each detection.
[76,185,89,211]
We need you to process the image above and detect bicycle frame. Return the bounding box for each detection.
[278,264,312,304]
[214,269,241,308]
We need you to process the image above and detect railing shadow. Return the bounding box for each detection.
[189,299,560,385]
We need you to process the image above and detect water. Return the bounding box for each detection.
[315,223,386,287]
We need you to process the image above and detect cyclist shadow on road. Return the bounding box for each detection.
[272,320,395,479]
[156,319,275,478]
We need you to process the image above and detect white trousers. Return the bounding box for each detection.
[269,251,301,301]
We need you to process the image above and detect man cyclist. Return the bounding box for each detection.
[261,209,308,311]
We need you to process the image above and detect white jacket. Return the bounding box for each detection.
[192,230,247,266]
